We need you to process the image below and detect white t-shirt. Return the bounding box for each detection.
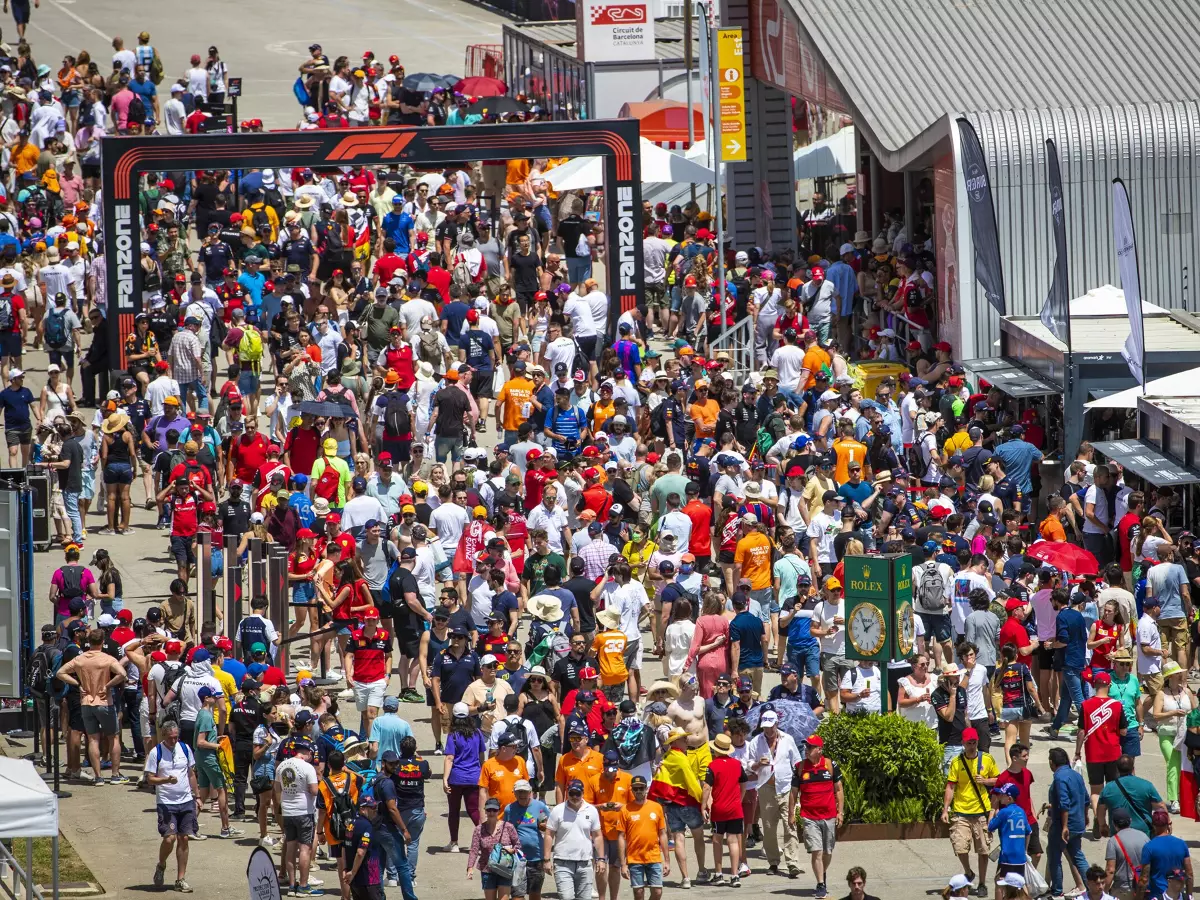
[563,294,598,338]
[900,394,918,445]
[770,344,806,391]
[614,581,650,641]
[40,263,76,300]
[185,66,208,97]
[164,98,186,135]
[1083,485,1111,534]
[1137,613,1163,675]
[814,599,845,654]
[840,664,881,713]
[963,663,989,720]
[543,336,576,378]
[275,756,318,816]
[430,502,471,553]
[144,740,195,805]
[951,571,994,635]
[587,292,610,334]
[178,668,222,723]
[547,801,602,861]
[527,504,568,553]
[329,75,353,108]
[806,512,841,564]
[658,510,693,547]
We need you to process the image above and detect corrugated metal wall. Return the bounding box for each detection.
[966,102,1200,356]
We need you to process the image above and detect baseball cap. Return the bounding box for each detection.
[759,711,779,727]
[990,782,1020,798]
[567,778,585,794]
[961,727,980,742]
[1004,597,1026,612]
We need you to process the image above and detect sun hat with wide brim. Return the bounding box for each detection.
[1163,660,1185,679]
[646,679,681,700]
[528,594,563,622]
[596,606,622,629]
[101,412,130,434]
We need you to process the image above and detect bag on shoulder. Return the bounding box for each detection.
[383,392,411,438]
[238,327,264,363]
[160,663,188,723]
[149,50,165,85]
[915,559,947,614]
[44,307,68,349]
[418,329,442,368]
[323,773,359,843]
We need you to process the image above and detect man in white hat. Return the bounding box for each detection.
[461,652,512,735]
[745,708,803,878]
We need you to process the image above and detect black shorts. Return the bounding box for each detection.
[397,631,421,660]
[997,863,1025,878]
[350,884,386,900]
[5,427,31,447]
[1086,759,1120,786]
[66,693,84,732]
[1027,819,1043,856]
[0,332,21,359]
[9,0,30,24]
[170,534,197,565]
[469,373,494,400]
[713,818,744,835]
[283,814,315,845]
[1035,645,1054,670]
[718,549,735,565]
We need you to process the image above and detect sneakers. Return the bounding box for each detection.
[259,836,279,850]
[305,877,324,886]
[400,688,424,703]
[295,885,323,896]
[219,827,244,838]
[434,743,444,756]
[729,877,741,888]
[680,878,692,889]
[190,831,207,841]
[175,880,193,893]
[767,865,780,877]
[316,846,329,860]
[975,886,989,897]
[695,870,713,884]
[788,868,801,880]
[384,879,400,888]
[154,864,166,888]
[815,883,829,899]
[446,842,460,853]
[109,775,132,785]
[1169,801,1181,814]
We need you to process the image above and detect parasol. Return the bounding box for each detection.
[296,400,354,419]
[403,72,447,93]
[1025,540,1099,576]
[453,76,506,97]
[742,698,820,746]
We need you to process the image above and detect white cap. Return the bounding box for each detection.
[46,363,60,373]
[8,368,22,379]
[949,875,971,891]
[839,242,855,255]
[879,327,896,338]
[170,84,185,93]
[97,614,118,627]
[820,389,840,402]
[452,701,470,718]
[998,873,1025,889]
[759,711,778,727]
[106,390,120,400]
[611,414,627,427]
[735,251,748,263]
[604,460,618,470]
[66,240,79,249]
[481,653,498,666]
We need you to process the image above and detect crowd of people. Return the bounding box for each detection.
[3,20,1197,900]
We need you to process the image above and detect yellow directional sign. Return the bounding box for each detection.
[716,27,747,162]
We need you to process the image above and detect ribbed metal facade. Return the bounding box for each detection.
[964,102,1200,356]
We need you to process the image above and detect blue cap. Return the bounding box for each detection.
[381,750,401,763]
[293,738,315,754]
[901,527,916,540]
[603,750,620,767]
[295,709,315,726]
[495,442,512,454]
[191,648,211,663]
[291,473,309,487]
[923,540,938,553]
[382,696,399,711]
[568,778,585,793]
[1010,424,1025,435]
[779,663,797,677]
[991,783,1020,799]
[197,686,219,701]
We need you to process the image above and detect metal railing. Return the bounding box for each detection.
[710,315,755,385]
[0,836,57,900]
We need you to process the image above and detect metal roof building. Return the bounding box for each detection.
[771,0,1200,359]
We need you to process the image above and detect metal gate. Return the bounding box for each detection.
[0,488,24,698]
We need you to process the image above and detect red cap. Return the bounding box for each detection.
[165,640,182,654]
[296,528,316,539]
[155,360,170,371]
[683,275,698,287]
[116,609,134,624]
[805,735,825,748]
[907,340,922,351]
[933,341,952,352]
[1093,670,1112,686]
[326,512,342,524]
[161,179,174,191]
[222,267,236,276]
[581,446,599,458]
[389,54,400,65]
[580,666,599,680]
[786,465,806,478]
[1004,597,1025,612]
[646,452,660,464]
[378,452,393,464]
[534,290,549,302]
[466,309,479,323]
[929,506,949,520]
[363,607,381,619]
[948,376,963,388]
[264,280,275,293]
[216,637,233,651]
[230,212,243,223]
[961,727,979,742]
[201,501,217,514]
[150,650,167,663]
[526,448,543,461]
[810,266,825,281]
[583,466,600,479]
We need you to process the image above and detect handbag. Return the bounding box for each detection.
[487,841,518,878]
[250,773,273,794]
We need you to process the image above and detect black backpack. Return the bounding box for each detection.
[29,643,65,699]
[59,564,85,600]
[324,774,360,843]
[127,93,147,127]
[502,717,530,759]
[262,187,286,220]
[383,392,411,438]
[249,203,272,234]
[159,663,188,722]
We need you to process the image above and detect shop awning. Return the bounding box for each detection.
[793,126,857,179]
[959,357,1061,398]
[1084,365,1200,410]
[1092,440,1200,487]
[617,101,703,149]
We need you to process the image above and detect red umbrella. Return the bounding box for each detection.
[453,76,507,97]
[1025,541,1099,576]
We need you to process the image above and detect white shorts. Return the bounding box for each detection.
[623,637,643,672]
[140,694,151,741]
[353,679,388,712]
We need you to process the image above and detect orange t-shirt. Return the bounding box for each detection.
[591,399,616,435]
[1039,515,1067,542]
[506,159,531,186]
[689,399,720,438]
[556,749,604,794]
[734,532,772,590]
[591,629,629,686]
[586,770,633,839]
[620,800,667,864]
[496,376,535,433]
[801,347,831,389]
[832,438,868,484]
[479,755,528,810]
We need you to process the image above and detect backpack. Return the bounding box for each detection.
[127,93,147,127]
[313,461,342,502]
[915,559,947,614]
[29,643,65,699]
[0,296,13,331]
[378,559,401,608]
[418,329,442,368]
[526,625,570,669]
[323,774,359,843]
[262,188,286,221]
[501,718,530,760]
[650,401,668,439]
[383,392,411,438]
[249,203,272,234]
[237,327,264,362]
[44,306,68,349]
[159,663,189,723]
[754,426,777,462]
[59,564,86,600]
[149,50,164,85]
[451,252,483,287]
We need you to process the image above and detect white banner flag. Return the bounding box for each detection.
[1112,179,1145,389]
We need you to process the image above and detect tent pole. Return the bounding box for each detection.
[24,837,32,900]
[52,836,58,900]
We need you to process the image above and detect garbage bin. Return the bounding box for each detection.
[857,361,910,398]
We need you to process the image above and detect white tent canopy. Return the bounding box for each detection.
[0,757,57,838]
[794,126,857,179]
[1083,366,1200,410]
[544,137,715,191]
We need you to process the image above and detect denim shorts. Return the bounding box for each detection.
[919,612,952,643]
[237,371,260,397]
[481,871,513,890]
[629,863,663,889]
[104,462,134,485]
[787,642,820,677]
[663,801,703,834]
[292,580,316,606]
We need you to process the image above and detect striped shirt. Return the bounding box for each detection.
[547,405,586,455]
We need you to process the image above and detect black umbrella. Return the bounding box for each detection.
[403,72,447,93]
[466,95,527,117]
[297,400,354,419]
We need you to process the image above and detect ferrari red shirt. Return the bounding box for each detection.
[230,433,270,484]
[348,626,393,683]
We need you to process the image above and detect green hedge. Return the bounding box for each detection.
[814,712,944,824]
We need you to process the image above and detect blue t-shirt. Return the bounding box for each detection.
[729,611,765,668]
[1051,765,1090,833]
[441,301,470,340]
[369,713,414,761]
[220,658,247,688]
[443,728,486,786]
[459,329,495,375]
[988,804,1030,866]
[503,799,550,861]
[130,78,156,106]
[993,439,1043,494]
[1141,834,1190,899]
[432,648,480,705]
[344,813,386,887]
[492,591,520,626]
[1054,607,1088,670]
[0,386,35,428]
[238,271,266,306]
[382,211,415,255]
[838,480,873,507]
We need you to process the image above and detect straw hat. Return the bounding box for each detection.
[710,734,733,756]
[596,606,621,629]
[528,594,563,622]
[665,728,689,746]
[312,497,332,517]
[645,679,681,700]
[341,192,359,207]
[1109,648,1134,663]
[295,194,315,209]
[1163,660,1185,679]
[101,412,130,434]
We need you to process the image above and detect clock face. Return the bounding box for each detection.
[849,602,886,657]
[897,600,915,657]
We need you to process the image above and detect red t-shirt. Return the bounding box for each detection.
[426,266,451,303]
[284,426,321,480]
[0,292,25,333]
[561,687,614,734]
[254,461,293,492]
[257,664,287,686]
[348,626,393,683]
[317,531,357,562]
[998,617,1033,665]
[169,460,212,493]
[170,492,200,537]
[1080,696,1125,764]
[383,344,416,391]
[373,254,406,286]
[705,756,749,822]
[230,433,270,484]
[1117,512,1141,572]
[790,757,841,821]
[682,500,713,557]
[994,767,1035,821]
[524,469,549,512]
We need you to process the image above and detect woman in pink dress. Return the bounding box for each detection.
[685,593,731,698]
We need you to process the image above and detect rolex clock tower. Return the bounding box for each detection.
[841,554,913,713]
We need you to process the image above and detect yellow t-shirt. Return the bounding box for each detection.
[212,665,237,716]
[943,431,973,458]
[946,751,999,815]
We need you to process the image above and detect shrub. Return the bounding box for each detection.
[814,712,943,824]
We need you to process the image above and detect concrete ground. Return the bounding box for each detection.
[7,2,1200,898]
